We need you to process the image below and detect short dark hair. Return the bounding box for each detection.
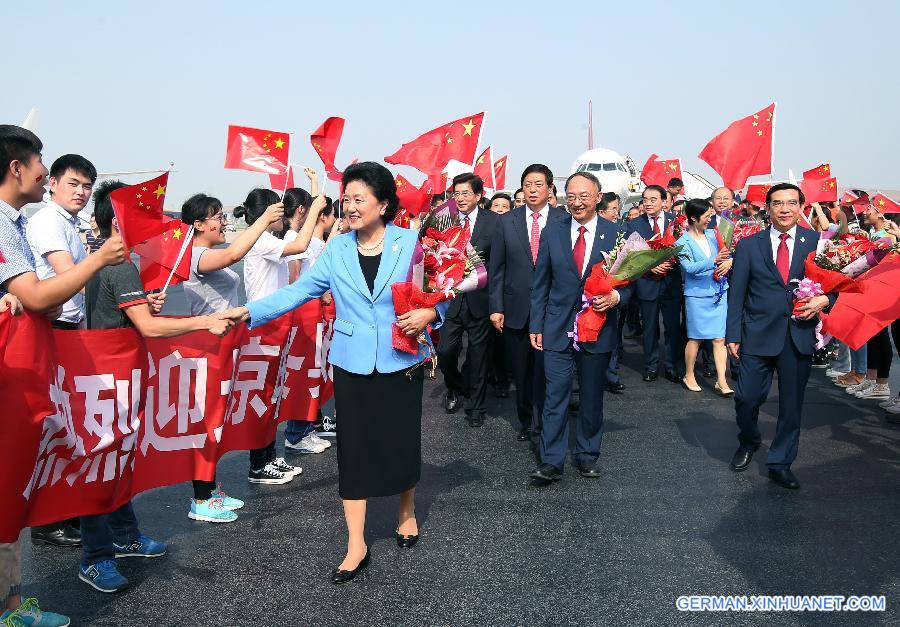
[514,188,524,197]
[642,184,666,200]
[49,154,97,184]
[234,188,279,226]
[453,172,484,196]
[342,161,399,223]
[92,179,127,238]
[283,187,313,220]
[564,171,601,192]
[181,193,223,227]
[0,125,43,185]
[667,177,684,188]
[520,164,553,186]
[602,192,620,205]
[490,192,512,206]
[685,198,712,224]
[321,196,335,218]
[765,182,805,207]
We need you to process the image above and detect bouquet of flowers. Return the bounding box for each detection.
[391,199,487,360]
[812,232,894,281]
[713,219,763,281]
[647,214,687,250]
[570,232,681,349]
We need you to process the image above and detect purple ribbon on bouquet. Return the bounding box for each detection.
[566,293,592,351]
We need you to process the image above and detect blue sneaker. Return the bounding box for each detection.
[8,598,70,626]
[78,560,128,593]
[212,483,244,510]
[112,534,167,559]
[189,498,238,523]
[1,609,24,626]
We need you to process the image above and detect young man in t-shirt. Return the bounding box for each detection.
[77,181,233,594]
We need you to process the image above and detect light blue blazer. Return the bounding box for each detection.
[246,223,448,375]
[677,229,726,297]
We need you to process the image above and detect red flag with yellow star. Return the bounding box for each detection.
[310,117,345,182]
[473,146,495,189]
[871,192,900,214]
[493,155,508,190]
[800,176,838,204]
[395,175,433,217]
[802,163,832,180]
[224,125,290,176]
[269,165,295,191]
[698,103,775,190]
[640,154,682,188]
[744,182,775,205]
[134,216,192,291]
[109,172,169,249]
[385,112,485,176]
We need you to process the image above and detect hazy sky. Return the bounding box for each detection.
[4,1,898,207]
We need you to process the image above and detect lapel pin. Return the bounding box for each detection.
[392,244,399,252]
[799,237,806,243]
[599,233,605,240]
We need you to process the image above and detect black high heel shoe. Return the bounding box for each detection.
[330,549,370,584]
[395,512,419,548]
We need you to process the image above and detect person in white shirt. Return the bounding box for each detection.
[233,187,326,484]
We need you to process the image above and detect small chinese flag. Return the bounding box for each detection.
[744,182,775,204]
[110,172,169,249]
[698,103,775,190]
[134,216,192,291]
[269,165,295,191]
[640,154,682,188]
[802,163,831,180]
[310,117,345,182]
[800,176,838,204]
[395,175,433,217]
[493,154,508,190]
[385,112,485,176]
[840,190,871,215]
[224,125,290,176]
[473,146,495,189]
[871,192,900,214]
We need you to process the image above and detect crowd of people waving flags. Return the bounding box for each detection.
[0,110,898,625]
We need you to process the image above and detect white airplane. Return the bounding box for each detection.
[569,147,641,206]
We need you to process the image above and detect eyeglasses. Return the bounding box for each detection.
[206,213,226,223]
[769,200,801,209]
[452,191,474,198]
[566,193,594,203]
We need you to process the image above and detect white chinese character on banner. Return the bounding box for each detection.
[222,336,279,427]
[141,350,209,454]
[272,326,304,419]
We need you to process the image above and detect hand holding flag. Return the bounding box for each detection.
[109,172,169,249]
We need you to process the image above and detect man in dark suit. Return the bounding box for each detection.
[598,192,626,394]
[726,183,835,489]
[438,173,499,427]
[489,164,568,442]
[529,172,630,483]
[625,185,683,382]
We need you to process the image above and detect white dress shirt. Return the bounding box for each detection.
[647,212,665,236]
[25,201,88,323]
[460,206,479,234]
[526,204,550,235]
[570,215,598,277]
[769,225,797,265]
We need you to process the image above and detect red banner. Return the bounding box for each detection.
[0,302,333,542]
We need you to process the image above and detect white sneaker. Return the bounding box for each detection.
[825,369,848,379]
[285,433,327,454]
[271,457,302,477]
[310,433,332,449]
[878,396,900,409]
[846,379,874,395]
[855,383,891,399]
[248,464,292,485]
[886,401,900,416]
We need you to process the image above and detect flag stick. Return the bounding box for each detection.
[770,102,778,179]
[281,134,293,200]
[160,225,195,294]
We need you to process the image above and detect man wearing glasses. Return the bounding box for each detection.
[726,183,834,490]
[437,173,499,427]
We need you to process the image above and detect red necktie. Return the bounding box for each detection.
[530,212,541,264]
[573,226,587,276]
[652,216,661,237]
[463,215,471,237]
[776,232,790,283]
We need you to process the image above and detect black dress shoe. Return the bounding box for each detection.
[701,367,714,378]
[516,426,530,442]
[768,468,800,490]
[664,370,681,383]
[466,412,485,427]
[729,447,757,472]
[443,390,459,414]
[575,460,602,478]
[605,381,625,394]
[331,550,371,584]
[643,370,658,382]
[530,463,562,482]
[31,524,81,548]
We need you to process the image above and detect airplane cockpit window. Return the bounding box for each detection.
[602,163,617,171]
[616,163,627,172]
[576,164,587,172]
[586,163,602,172]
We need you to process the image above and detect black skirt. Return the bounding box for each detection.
[333,365,424,499]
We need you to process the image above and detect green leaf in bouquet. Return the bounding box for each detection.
[611,245,683,281]
[718,218,735,249]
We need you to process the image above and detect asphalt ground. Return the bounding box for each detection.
[20,323,900,626]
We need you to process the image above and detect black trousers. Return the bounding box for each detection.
[487,328,508,385]
[438,300,491,414]
[502,325,546,431]
[867,326,893,379]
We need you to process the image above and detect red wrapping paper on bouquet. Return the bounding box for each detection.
[391,282,447,354]
[802,251,864,295]
[572,267,629,345]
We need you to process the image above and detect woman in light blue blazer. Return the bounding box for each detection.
[676,199,733,395]
[223,163,448,584]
